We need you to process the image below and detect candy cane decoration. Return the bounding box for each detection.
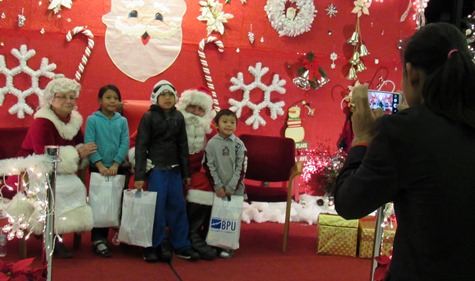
[65,26,95,82]
[198,36,224,112]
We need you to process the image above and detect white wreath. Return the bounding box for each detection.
[264,0,317,37]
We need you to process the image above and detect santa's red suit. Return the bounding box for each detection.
[128,86,217,260]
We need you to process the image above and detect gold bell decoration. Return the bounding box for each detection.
[347,66,357,80]
[355,61,367,73]
[347,0,371,80]
[359,44,370,57]
[349,51,360,65]
[347,31,359,46]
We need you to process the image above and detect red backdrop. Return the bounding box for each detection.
[0,0,417,150]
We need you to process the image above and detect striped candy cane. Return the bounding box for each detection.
[198,36,224,112]
[66,26,95,82]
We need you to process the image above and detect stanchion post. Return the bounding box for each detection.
[44,145,60,281]
[370,205,385,281]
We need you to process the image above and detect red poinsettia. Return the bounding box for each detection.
[0,258,46,281]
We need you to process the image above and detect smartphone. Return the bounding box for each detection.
[368,90,401,114]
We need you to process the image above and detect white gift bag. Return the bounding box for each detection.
[89,172,125,228]
[206,195,244,250]
[118,190,157,248]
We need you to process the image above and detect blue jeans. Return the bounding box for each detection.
[148,169,191,252]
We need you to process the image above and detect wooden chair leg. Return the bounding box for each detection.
[283,190,293,253]
[18,237,27,258]
[73,233,81,249]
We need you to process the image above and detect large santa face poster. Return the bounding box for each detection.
[102,0,187,82]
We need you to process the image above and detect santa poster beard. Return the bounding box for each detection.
[102,0,187,82]
[181,110,213,154]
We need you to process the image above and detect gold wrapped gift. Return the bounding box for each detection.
[316,213,359,257]
[358,217,396,259]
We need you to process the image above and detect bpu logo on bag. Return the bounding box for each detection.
[210,217,237,232]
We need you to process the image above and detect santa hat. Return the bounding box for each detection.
[43,77,81,106]
[150,80,178,104]
[176,86,214,115]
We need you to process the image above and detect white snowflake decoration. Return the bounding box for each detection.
[326,3,338,18]
[197,0,234,35]
[228,62,286,130]
[0,44,61,119]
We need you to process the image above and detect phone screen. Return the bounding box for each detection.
[368,90,400,114]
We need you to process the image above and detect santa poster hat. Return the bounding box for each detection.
[176,86,214,115]
[150,80,178,104]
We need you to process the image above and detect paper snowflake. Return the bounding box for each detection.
[326,3,338,18]
[0,44,61,119]
[198,0,234,35]
[228,62,286,130]
[48,0,72,14]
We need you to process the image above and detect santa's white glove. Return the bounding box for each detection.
[128,147,154,173]
[146,158,154,172]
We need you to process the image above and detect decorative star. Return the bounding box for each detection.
[325,3,338,18]
[352,0,370,17]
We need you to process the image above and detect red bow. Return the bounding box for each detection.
[303,60,320,80]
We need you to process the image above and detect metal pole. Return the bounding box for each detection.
[44,145,60,281]
[370,205,385,281]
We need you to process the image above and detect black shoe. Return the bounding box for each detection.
[194,245,217,260]
[92,241,112,258]
[54,242,73,259]
[176,248,200,261]
[143,247,158,263]
[157,243,172,262]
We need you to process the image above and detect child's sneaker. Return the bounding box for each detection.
[218,249,234,258]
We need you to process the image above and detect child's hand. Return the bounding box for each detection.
[134,180,144,191]
[108,163,119,176]
[98,166,109,176]
[216,188,226,198]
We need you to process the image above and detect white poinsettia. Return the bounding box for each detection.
[197,0,234,35]
[48,0,73,14]
[352,0,370,17]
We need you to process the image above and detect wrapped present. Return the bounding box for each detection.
[316,213,359,257]
[358,217,396,259]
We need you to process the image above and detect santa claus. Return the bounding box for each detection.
[128,86,217,260]
[176,86,217,260]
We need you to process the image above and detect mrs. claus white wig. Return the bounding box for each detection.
[42,77,81,107]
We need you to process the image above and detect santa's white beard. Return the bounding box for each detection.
[181,111,213,154]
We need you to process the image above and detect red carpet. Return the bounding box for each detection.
[3,222,372,281]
